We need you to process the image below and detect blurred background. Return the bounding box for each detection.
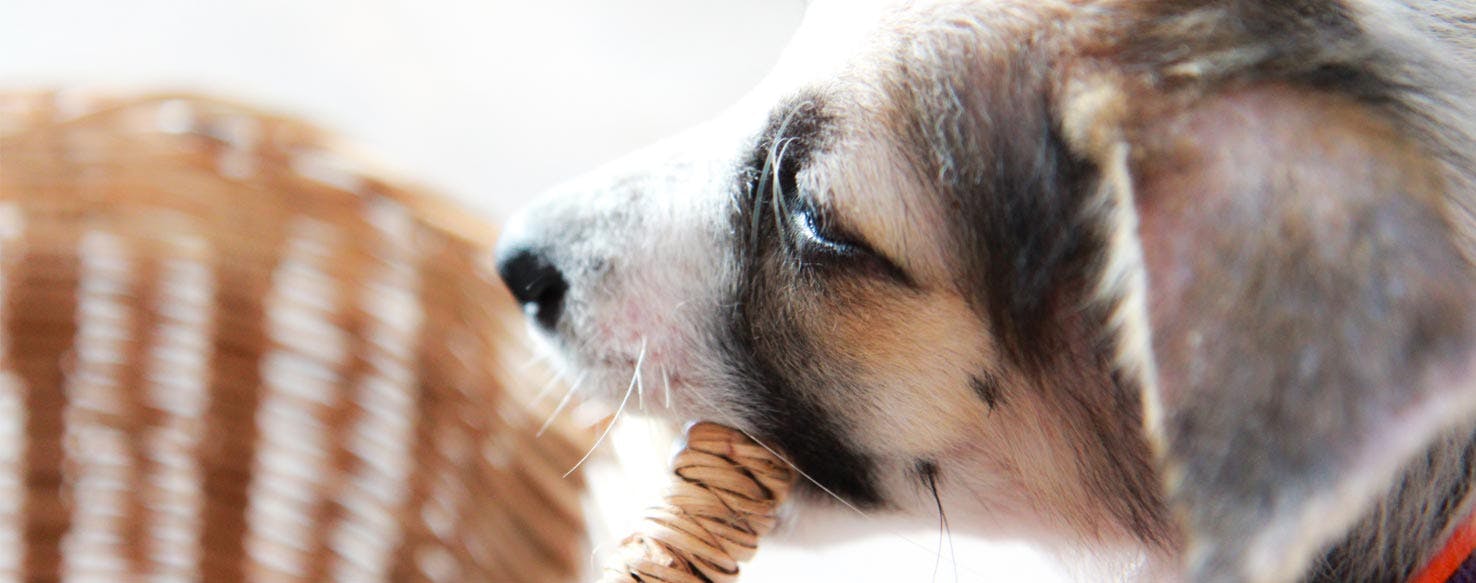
[1,0,1072,580]
[1,0,803,216]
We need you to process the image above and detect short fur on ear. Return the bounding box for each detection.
[1062,72,1476,582]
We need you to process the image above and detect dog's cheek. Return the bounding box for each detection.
[608,188,747,383]
[811,285,995,457]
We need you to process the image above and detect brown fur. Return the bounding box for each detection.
[500,1,1476,580]
[1062,2,1476,580]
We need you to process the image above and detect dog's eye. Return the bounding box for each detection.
[794,205,865,256]
[790,204,912,285]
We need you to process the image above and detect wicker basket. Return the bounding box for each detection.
[0,90,591,582]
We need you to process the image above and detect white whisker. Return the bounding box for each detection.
[933,521,943,583]
[563,339,645,478]
[749,151,775,260]
[948,516,959,583]
[537,374,584,438]
[635,338,646,412]
[661,365,672,410]
[770,137,796,236]
[519,351,550,372]
[527,370,568,410]
[745,102,810,261]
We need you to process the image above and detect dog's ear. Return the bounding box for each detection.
[1062,77,1476,581]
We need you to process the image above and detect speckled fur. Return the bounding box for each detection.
[502,1,1476,580]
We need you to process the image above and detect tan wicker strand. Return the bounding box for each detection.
[600,422,795,583]
[0,90,594,583]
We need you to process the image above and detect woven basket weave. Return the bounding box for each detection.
[0,90,591,582]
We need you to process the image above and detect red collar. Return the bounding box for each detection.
[1411,511,1476,583]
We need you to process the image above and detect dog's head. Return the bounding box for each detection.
[497,1,1476,579]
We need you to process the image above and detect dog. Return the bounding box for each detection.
[494,1,1476,580]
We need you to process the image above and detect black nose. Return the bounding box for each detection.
[495,247,568,331]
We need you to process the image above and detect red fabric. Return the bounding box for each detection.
[1411,511,1476,583]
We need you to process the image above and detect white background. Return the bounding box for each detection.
[1,1,1074,580]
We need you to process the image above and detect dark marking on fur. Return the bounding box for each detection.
[724,95,884,507]
[890,29,1096,373]
[916,460,945,515]
[969,373,1002,410]
[718,325,884,507]
[884,11,1172,545]
[916,459,956,581]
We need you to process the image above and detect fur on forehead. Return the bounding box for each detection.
[797,1,1090,294]
[870,4,1093,367]
[803,116,956,286]
[753,0,1173,538]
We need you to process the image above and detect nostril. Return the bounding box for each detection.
[495,247,569,331]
